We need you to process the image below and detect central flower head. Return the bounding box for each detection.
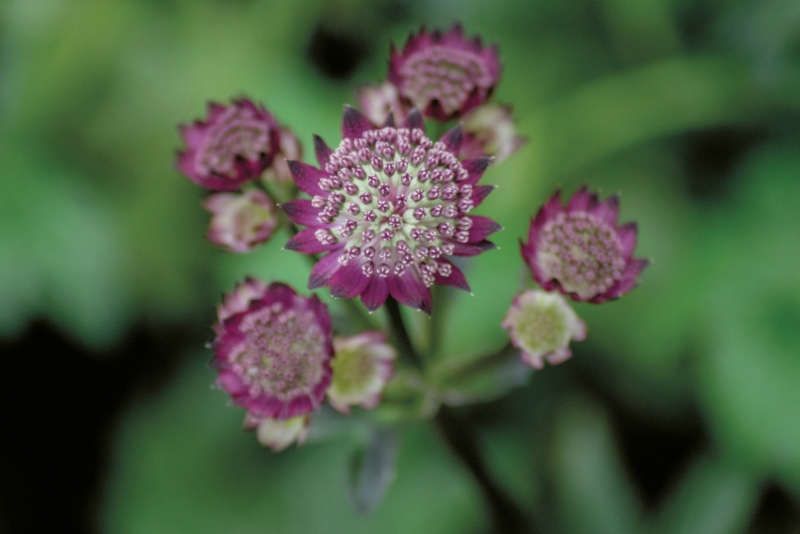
[283,107,501,313]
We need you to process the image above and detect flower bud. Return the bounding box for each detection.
[502,290,587,369]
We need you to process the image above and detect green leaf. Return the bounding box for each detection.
[346,428,399,515]
[650,455,758,534]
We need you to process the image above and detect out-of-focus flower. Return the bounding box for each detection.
[459,103,526,163]
[327,332,396,414]
[264,126,303,183]
[282,106,500,313]
[357,82,411,126]
[204,189,278,253]
[212,281,334,420]
[244,413,310,452]
[388,24,500,121]
[502,290,587,369]
[521,187,649,303]
[177,99,280,190]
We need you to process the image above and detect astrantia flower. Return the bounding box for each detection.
[388,24,500,121]
[459,103,526,163]
[357,81,411,126]
[502,290,587,369]
[521,187,649,303]
[327,332,396,414]
[177,99,280,190]
[212,281,334,420]
[204,189,278,253]
[244,413,310,452]
[282,107,501,313]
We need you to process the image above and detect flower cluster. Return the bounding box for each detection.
[211,279,395,451]
[175,23,648,453]
[176,98,302,253]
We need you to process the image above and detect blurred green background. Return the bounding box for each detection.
[1,0,799,532]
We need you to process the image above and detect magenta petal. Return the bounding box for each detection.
[313,135,333,167]
[617,222,638,256]
[460,157,492,186]
[308,251,343,289]
[433,259,470,292]
[285,228,338,254]
[387,272,431,313]
[403,109,424,131]
[261,282,298,310]
[328,261,370,298]
[440,125,463,154]
[342,106,373,139]
[287,161,327,196]
[452,239,496,257]
[281,199,323,226]
[467,215,502,242]
[593,194,620,226]
[566,185,590,212]
[360,277,389,311]
[471,185,495,207]
[285,395,315,419]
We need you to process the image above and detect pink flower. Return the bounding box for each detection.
[388,24,500,120]
[521,187,649,303]
[502,290,587,369]
[327,332,396,414]
[357,81,411,126]
[282,106,500,314]
[177,99,280,190]
[211,281,334,420]
[459,104,526,163]
[204,189,278,253]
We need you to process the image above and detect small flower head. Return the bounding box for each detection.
[177,99,280,190]
[327,332,396,414]
[282,107,501,313]
[388,24,500,120]
[264,126,303,183]
[521,187,649,303]
[212,281,334,420]
[502,290,587,369]
[357,81,411,126]
[459,103,526,163]
[244,413,310,452]
[204,189,278,253]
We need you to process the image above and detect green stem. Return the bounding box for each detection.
[385,297,423,370]
[385,298,533,532]
[435,405,535,533]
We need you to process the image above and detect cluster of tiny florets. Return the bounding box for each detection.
[536,211,626,299]
[312,126,476,288]
[399,47,495,116]
[231,303,327,402]
[197,105,272,177]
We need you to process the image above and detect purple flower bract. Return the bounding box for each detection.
[282,106,500,314]
[521,187,649,303]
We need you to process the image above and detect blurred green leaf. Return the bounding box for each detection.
[552,398,644,534]
[650,455,758,534]
[346,428,399,515]
[0,136,132,346]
